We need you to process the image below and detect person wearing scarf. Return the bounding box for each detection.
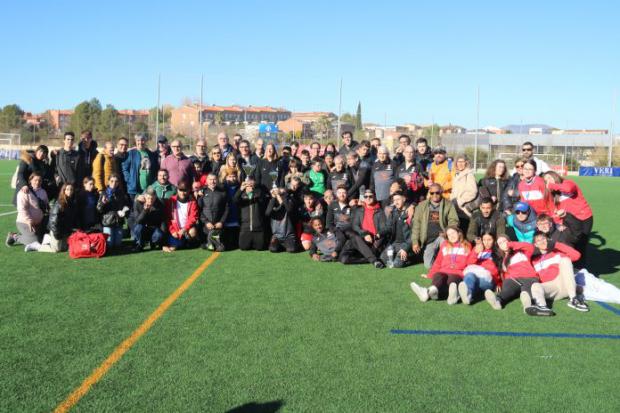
[163,181,198,252]
[506,202,537,243]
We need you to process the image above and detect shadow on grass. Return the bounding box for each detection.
[226,400,284,413]
[586,232,620,276]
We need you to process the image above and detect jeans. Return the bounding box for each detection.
[103,226,123,247]
[132,224,164,247]
[463,272,496,298]
[423,236,444,269]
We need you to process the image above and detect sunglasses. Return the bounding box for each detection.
[516,210,528,215]
[429,191,441,195]
[364,194,375,198]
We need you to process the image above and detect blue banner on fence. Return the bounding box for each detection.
[579,166,620,177]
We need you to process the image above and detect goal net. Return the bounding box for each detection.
[0,133,21,160]
[498,152,566,175]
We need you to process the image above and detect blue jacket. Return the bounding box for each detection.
[121,149,158,195]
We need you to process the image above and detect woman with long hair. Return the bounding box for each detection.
[258,143,280,190]
[479,159,509,211]
[208,146,224,177]
[218,153,241,183]
[284,158,306,189]
[518,159,553,216]
[502,157,526,215]
[26,183,77,252]
[458,232,501,304]
[323,142,337,156]
[450,154,478,231]
[7,172,49,249]
[410,226,472,305]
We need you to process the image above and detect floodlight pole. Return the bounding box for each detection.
[610,89,617,167]
[337,78,343,147]
[200,74,204,140]
[474,85,480,172]
[155,74,161,140]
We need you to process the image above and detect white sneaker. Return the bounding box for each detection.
[458,282,471,305]
[485,289,502,310]
[42,234,51,245]
[428,285,439,300]
[519,291,532,313]
[24,242,41,252]
[447,283,460,305]
[410,282,429,302]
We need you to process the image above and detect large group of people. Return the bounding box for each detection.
[7,131,595,316]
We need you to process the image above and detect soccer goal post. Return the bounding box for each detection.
[498,152,566,175]
[0,133,21,160]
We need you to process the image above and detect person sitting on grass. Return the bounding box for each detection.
[25,183,77,253]
[411,183,459,269]
[7,173,49,250]
[163,181,199,253]
[531,232,589,312]
[234,176,267,251]
[266,187,298,253]
[466,197,506,242]
[458,232,501,305]
[297,191,324,251]
[97,174,129,248]
[309,217,343,262]
[410,226,471,304]
[484,235,553,316]
[505,201,537,243]
[131,188,165,252]
[380,191,414,268]
[534,214,578,248]
[198,173,228,252]
[339,189,387,269]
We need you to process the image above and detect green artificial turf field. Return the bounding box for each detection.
[1,160,619,412]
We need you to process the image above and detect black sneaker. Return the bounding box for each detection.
[567,297,590,312]
[525,305,556,316]
[131,244,143,253]
[5,232,16,247]
[373,260,385,269]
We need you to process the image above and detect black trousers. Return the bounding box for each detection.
[498,277,537,306]
[575,216,593,268]
[431,273,462,299]
[339,234,377,264]
[239,231,266,251]
[269,234,298,253]
[222,227,240,250]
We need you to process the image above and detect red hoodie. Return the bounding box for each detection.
[429,241,471,277]
[548,180,592,221]
[502,242,538,280]
[519,176,554,216]
[532,242,581,283]
[466,248,501,285]
[165,194,198,235]
[362,202,381,237]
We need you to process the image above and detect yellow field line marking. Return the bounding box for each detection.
[54,252,221,413]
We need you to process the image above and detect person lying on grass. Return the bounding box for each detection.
[410,226,470,304]
[484,235,554,316]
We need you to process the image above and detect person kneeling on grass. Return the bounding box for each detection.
[198,173,228,252]
[484,235,553,316]
[266,187,298,253]
[163,181,199,253]
[7,173,49,250]
[410,226,470,304]
[131,188,166,252]
[309,217,343,262]
[458,232,501,305]
[234,177,267,251]
[531,232,589,312]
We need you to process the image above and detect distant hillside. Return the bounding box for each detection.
[501,124,556,134]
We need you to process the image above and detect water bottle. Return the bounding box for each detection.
[387,245,394,268]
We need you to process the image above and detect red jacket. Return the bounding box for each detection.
[548,180,592,221]
[519,176,554,216]
[532,242,580,283]
[429,241,471,278]
[466,248,501,285]
[165,195,198,235]
[503,242,538,280]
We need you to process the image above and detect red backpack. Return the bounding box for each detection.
[68,231,107,259]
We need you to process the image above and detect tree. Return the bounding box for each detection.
[422,123,441,146]
[69,98,102,134]
[340,112,355,123]
[312,116,333,140]
[0,104,25,132]
[96,105,120,140]
[355,101,362,130]
[214,111,224,126]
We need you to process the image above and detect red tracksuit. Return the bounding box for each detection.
[519,176,553,216]
[466,248,501,286]
[547,180,592,221]
[532,242,581,283]
[429,241,470,277]
[502,242,538,280]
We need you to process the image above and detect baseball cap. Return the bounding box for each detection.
[514,202,530,213]
[432,146,447,155]
[157,135,168,144]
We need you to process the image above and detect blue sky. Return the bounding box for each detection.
[1,1,619,129]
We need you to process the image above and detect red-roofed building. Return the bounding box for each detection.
[48,109,74,130]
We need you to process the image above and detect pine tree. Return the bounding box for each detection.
[355,102,362,130]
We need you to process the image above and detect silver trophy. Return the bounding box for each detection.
[269,170,279,188]
[242,164,256,182]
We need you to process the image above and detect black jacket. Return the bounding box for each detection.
[53,149,85,186]
[199,187,229,225]
[414,149,433,177]
[76,190,101,231]
[327,169,353,193]
[347,161,371,200]
[133,197,166,230]
[257,158,282,190]
[234,187,266,232]
[326,201,353,232]
[97,189,129,227]
[48,199,77,239]
[14,150,57,203]
[78,140,99,177]
[352,204,390,239]
[466,210,506,241]
[370,159,398,202]
[266,192,295,239]
[479,176,509,210]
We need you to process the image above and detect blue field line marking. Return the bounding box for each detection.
[596,301,620,316]
[390,329,620,340]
